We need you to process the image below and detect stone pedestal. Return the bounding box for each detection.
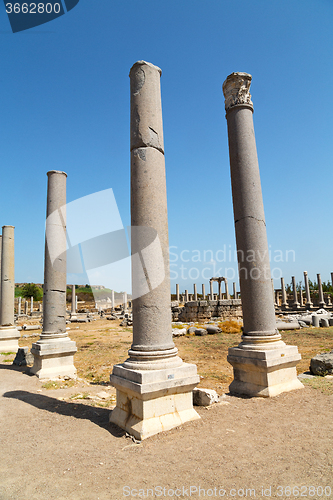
[31,171,77,380]
[223,72,302,397]
[110,61,199,439]
[0,226,20,352]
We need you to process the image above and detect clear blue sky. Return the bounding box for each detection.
[0,0,332,294]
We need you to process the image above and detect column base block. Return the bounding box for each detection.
[109,362,200,440]
[227,344,304,397]
[0,326,20,353]
[30,338,77,380]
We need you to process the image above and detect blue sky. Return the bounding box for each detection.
[0,0,332,294]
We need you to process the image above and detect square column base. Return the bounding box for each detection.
[30,338,77,380]
[0,327,20,353]
[110,362,200,440]
[227,344,304,397]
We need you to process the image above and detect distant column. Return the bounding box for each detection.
[281,277,288,309]
[317,274,326,308]
[225,278,230,299]
[123,291,128,311]
[185,289,189,302]
[31,171,77,379]
[0,226,20,352]
[304,271,313,309]
[218,280,222,300]
[210,280,214,300]
[299,288,304,307]
[111,289,115,310]
[30,296,34,314]
[109,61,199,439]
[71,284,76,314]
[193,283,197,301]
[176,284,180,301]
[233,282,237,299]
[18,297,22,316]
[223,71,302,397]
[202,284,206,299]
[24,299,28,315]
[292,276,300,309]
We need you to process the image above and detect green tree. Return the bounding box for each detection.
[21,283,43,301]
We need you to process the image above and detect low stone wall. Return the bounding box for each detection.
[174,299,242,323]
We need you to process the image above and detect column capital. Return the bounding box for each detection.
[222,72,253,112]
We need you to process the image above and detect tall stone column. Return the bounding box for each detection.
[299,288,304,307]
[18,296,22,316]
[281,277,288,309]
[176,284,180,301]
[304,271,313,309]
[185,289,189,302]
[292,276,300,309]
[110,61,199,440]
[223,72,302,397]
[317,274,326,308]
[0,226,20,352]
[210,280,214,300]
[218,280,222,300]
[30,296,33,314]
[31,171,77,380]
[202,284,206,299]
[111,289,115,310]
[24,300,28,315]
[123,291,128,312]
[193,283,197,301]
[71,285,76,314]
[233,282,237,299]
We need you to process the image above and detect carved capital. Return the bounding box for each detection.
[222,72,253,112]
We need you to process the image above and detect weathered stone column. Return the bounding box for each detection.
[304,271,313,309]
[31,171,77,380]
[299,288,304,307]
[111,289,115,310]
[218,280,222,300]
[317,273,326,308]
[202,284,206,299]
[223,72,302,397]
[30,296,33,314]
[24,299,28,315]
[123,291,128,312]
[233,282,237,299]
[71,285,76,315]
[18,296,21,316]
[185,289,189,302]
[225,278,230,299]
[176,284,180,301]
[281,277,288,309]
[110,61,199,439]
[292,276,300,309]
[0,226,20,352]
[193,283,197,301]
[210,280,214,300]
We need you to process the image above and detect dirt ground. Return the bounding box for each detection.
[1,318,333,500]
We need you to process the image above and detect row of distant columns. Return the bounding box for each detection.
[175,282,238,301]
[279,272,331,309]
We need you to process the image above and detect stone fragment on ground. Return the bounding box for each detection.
[195,328,207,336]
[193,388,220,406]
[13,347,34,366]
[310,351,333,376]
[206,325,222,334]
[172,328,186,337]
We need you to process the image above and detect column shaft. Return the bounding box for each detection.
[304,271,313,308]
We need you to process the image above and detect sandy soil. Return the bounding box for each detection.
[1,354,332,500]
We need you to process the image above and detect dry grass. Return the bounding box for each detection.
[218,319,243,333]
[17,318,333,394]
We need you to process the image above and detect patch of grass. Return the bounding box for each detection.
[302,377,333,395]
[218,320,242,333]
[42,380,76,390]
[69,393,90,400]
[0,352,16,356]
[3,359,13,363]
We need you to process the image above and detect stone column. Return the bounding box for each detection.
[0,235,2,310]
[292,276,300,309]
[31,171,77,380]
[225,278,230,299]
[30,296,33,314]
[223,72,302,397]
[218,280,222,300]
[299,288,304,307]
[24,299,28,315]
[202,284,206,299]
[304,271,313,309]
[123,291,127,312]
[0,226,20,352]
[210,280,214,300]
[233,282,237,299]
[110,61,199,440]
[317,273,326,308]
[18,296,22,316]
[185,289,189,302]
[193,283,197,301]
[111,290,115,310]
[71,284,76,316]
[281,277,288,309]
[176,284,180,301]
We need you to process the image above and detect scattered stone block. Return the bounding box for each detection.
[193,388,220,406]
[172,328,186,337]
[13,347,34,366]
[310,351,333,376]
[195,328,207,336]
[206,325,222,334]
